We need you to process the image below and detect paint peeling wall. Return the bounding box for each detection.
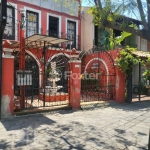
[1,95,12,118]
[1,56,14,118]
[17,0,79,16]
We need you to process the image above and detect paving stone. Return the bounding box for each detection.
[0,101,149,149]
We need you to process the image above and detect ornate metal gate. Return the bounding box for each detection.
[14,51,69,110]
[80,48,116,102]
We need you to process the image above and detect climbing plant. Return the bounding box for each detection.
[116,46,148,78]
[117,47,150,71]
[116,46,150,99]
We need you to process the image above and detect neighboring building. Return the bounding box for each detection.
[81,6,150,52]
[4,0,81,50]
[81,6,150,90]
[81,7,94,51]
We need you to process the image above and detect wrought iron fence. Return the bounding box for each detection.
[13,51,70,110]
[26,27,43,38]
[46,30,63,38]
[81,76,115,102]
[132,83,150,102]
[66,33,81,50]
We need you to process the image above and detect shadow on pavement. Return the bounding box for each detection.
[81,100,150,112]
[1,114,56,131]
[0,101,149,149]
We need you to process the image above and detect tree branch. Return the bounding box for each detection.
[94,0,102,9]
[136,0,148,29]
[97,0,102,9]
[147,0,150,29]
[102,21,150,42]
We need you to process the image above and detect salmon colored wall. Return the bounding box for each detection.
[41,11,47,34]
[108,49,121,61]
[106,49,125,103]
[81,51,116,75]
[2,57,14,117]
[69,61,81,109]
[81,49,126,103]
[29,48,79,65]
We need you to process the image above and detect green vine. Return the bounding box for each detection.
[116,46,150,98]
[116,46,145,75]
[116,47,141,99]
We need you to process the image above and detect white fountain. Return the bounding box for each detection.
[45,62,63,94]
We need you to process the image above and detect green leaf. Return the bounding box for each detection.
[114,31,131,45]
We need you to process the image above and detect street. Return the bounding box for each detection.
[0,101,150,150]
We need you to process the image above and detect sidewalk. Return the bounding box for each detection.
[0,101,150,150]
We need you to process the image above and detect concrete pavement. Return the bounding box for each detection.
[0,101,150,150]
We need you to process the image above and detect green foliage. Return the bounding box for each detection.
[98,28,110,49]
[98,28,131,50]
[142,69,150,82]
[88,6,101,26]
[142,69,150,77]
[88,1,127,25]
[46,68,52,75]
[87,0,140,37]
[116,46,144,75]
[114,31,131,46]
[108,31,131,50]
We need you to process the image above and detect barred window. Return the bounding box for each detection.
[3,6,15,40]
[67,21,76,49]
[49,16,59,37]
[26,10,38,37]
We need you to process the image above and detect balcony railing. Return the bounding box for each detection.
[2,26,81,50]
[26,27,43,38]
[66,33,81,50]
[46,30,63,39]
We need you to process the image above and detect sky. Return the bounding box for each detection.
[81,0,94,6]
[81,0,143,21]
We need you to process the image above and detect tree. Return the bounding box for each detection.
[84,0,150,42]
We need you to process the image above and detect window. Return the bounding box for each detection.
[26,10,39,37]
[3,6,15,40]
[49,16,59,37]
[94,26,98,46]
[67,21,76,49]
[141,39,147,52]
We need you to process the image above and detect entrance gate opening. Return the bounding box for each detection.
[80,48,116,102]
[14,51,70,109]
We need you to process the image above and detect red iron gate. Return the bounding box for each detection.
[80,48,116,102]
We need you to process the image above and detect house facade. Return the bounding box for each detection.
[5,0,81,50]
[1,0,82,115]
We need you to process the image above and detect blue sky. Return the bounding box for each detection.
[82,1,88,6]
[81,0,141,20]
[81,0,94,6]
